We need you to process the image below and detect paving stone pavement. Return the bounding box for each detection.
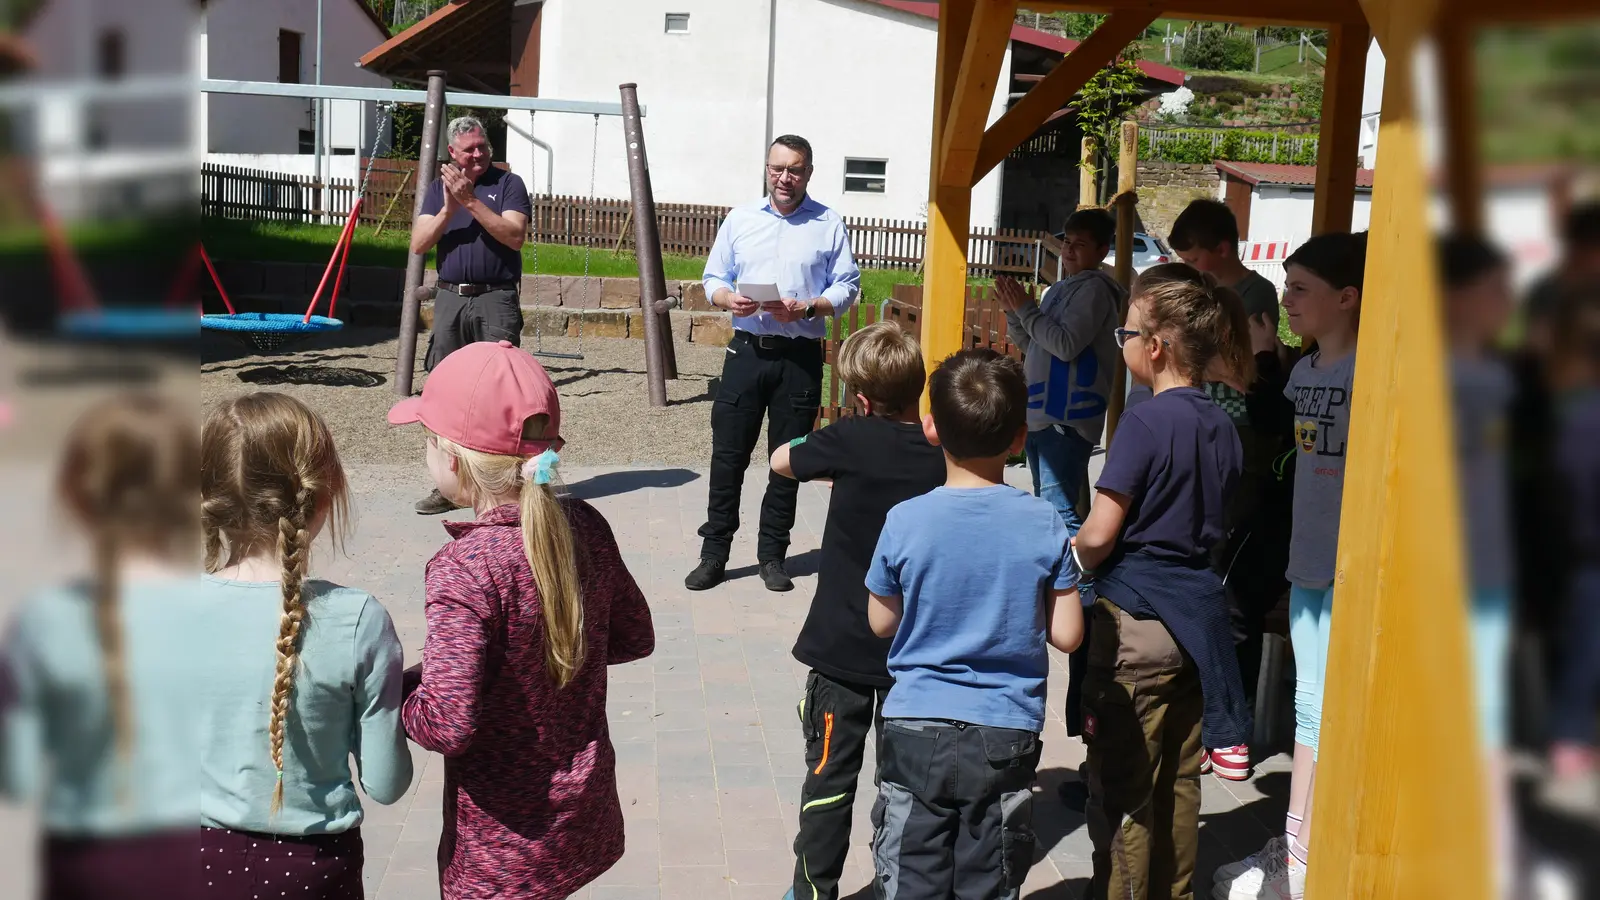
[0,460,1292,900]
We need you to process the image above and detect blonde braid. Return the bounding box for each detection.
[266,486,315,815]
[91,532,133,785]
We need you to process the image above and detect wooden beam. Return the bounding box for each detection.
[1104,120,1138,447]
[1310,19,1368,235]
[939,0,1018,189]
[921,0,979,401]
[1307,0,1491,896]
[1024,0,1367,27]
[1438,14,1484,234]
[971,11,1155,184]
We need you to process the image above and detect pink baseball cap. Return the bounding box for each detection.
[387,340,563,456]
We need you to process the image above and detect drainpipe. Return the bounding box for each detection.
[763,0,777,193]
[502,114,554,195]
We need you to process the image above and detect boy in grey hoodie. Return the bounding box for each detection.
[996,208,1126,536]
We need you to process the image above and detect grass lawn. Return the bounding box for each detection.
[201,218,921,308]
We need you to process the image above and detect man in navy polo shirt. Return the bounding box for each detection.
[410,115,532,513]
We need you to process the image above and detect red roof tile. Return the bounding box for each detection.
[1216,161,1376,189]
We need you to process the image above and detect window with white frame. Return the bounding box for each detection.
[844,158,887,194]
[665,13,690,33]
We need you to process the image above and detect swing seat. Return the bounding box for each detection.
[60,309,200,340]
[202,312,343,353]
[532,349,584,361]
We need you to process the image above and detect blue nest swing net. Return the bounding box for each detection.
[201,312,344,352]
[61,308,205,340]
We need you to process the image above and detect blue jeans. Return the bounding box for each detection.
[1553,567,1600,746]
[1025,425,1093,537]
[1289,583,1335,755]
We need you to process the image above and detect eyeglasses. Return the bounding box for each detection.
[766,165,810,179]
[1114,327,1170,349]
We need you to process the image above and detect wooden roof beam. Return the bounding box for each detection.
[971,11,1155,184]
[938,0,1019,189]
[1023,0,1367,27]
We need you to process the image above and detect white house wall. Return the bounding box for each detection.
[518,0,773,210]
[771,0,1004,227]
[1247,186,1374,249]
[202,0,391,158]
[509,0,1004,229]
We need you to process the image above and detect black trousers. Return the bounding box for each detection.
[870,719,1042,900]
[793,671,887,900]
[698,332,823,563]
[425,287,523,371]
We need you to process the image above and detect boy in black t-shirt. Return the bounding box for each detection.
[769,321,947,900]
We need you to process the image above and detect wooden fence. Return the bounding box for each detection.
[201,162,1066,280]
[815,283,1024,427]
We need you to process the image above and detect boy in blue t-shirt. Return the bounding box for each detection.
[865,348,1084,899]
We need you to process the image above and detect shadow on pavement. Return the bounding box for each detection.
[566,468,700,501]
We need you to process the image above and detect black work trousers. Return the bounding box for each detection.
[698,331,823,564]
[870,720,1042,900]
[793,672,887,900]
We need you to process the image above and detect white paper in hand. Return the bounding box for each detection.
[737,282,786,310]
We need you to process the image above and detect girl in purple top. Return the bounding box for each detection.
[388,341,655,899]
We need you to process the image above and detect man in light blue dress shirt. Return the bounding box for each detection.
[686,135,861,593]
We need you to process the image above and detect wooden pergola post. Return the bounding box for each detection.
[1308,0,1490,896]
[1311,20,1369,234]
[1438,14,1485,234]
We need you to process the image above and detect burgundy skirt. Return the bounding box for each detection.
[44,829,203,900]
[199,826,364,900]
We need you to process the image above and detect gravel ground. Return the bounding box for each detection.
[201,329,743,467]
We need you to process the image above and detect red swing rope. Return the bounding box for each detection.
[303,200,363,323]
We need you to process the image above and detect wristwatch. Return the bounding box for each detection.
[803,301,818,320]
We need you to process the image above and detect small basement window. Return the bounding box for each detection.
[665,13,690,33]
[844,158,886,194]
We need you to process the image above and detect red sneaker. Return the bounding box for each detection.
[1209,745,1252,781]
[1200,752,1213,775]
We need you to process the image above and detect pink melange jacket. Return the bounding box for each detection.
[402,500,654,900]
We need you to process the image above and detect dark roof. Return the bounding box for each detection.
[870,0,1186,86]
[358,0,513,93]
[1217,161,1376,190]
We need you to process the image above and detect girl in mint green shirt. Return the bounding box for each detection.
[198,393,411,899]
[1,394,206,900]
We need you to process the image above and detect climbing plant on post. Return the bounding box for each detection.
[1073,42,1146,205]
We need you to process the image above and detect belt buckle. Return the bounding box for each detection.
[755,335,778,351]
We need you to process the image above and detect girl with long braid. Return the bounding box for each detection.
[199,392,411,899]
[1,394,204,900]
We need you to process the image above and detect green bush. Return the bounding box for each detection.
[1141,128,1320,165]
[1184,28,1255,71]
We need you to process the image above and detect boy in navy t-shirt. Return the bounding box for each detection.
[768,322,947,900]
[865,349,1084,899]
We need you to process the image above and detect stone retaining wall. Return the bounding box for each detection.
[1135,162,1221,244]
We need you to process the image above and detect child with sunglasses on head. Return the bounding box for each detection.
[1071,263,1253,900]
[2,395,205,900]
[388,341,655,899]
[199,392,413,899]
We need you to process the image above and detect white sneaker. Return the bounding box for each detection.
[1213,835,1286,887]
[1212,849,1304,900]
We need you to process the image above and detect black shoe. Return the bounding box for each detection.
[414,488,460,515]
[759,559,794,593]
[685,558,726,591]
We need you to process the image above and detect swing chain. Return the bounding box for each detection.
[359,102,397,198]
[529,110,543,352]
[573,113,601,348]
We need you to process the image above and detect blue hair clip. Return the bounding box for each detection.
[521,448,560,486]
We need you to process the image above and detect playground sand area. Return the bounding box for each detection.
[201,329,736,467]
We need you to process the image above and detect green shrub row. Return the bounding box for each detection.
[1139,130,1319,166]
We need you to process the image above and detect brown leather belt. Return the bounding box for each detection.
[438,281,518,297]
